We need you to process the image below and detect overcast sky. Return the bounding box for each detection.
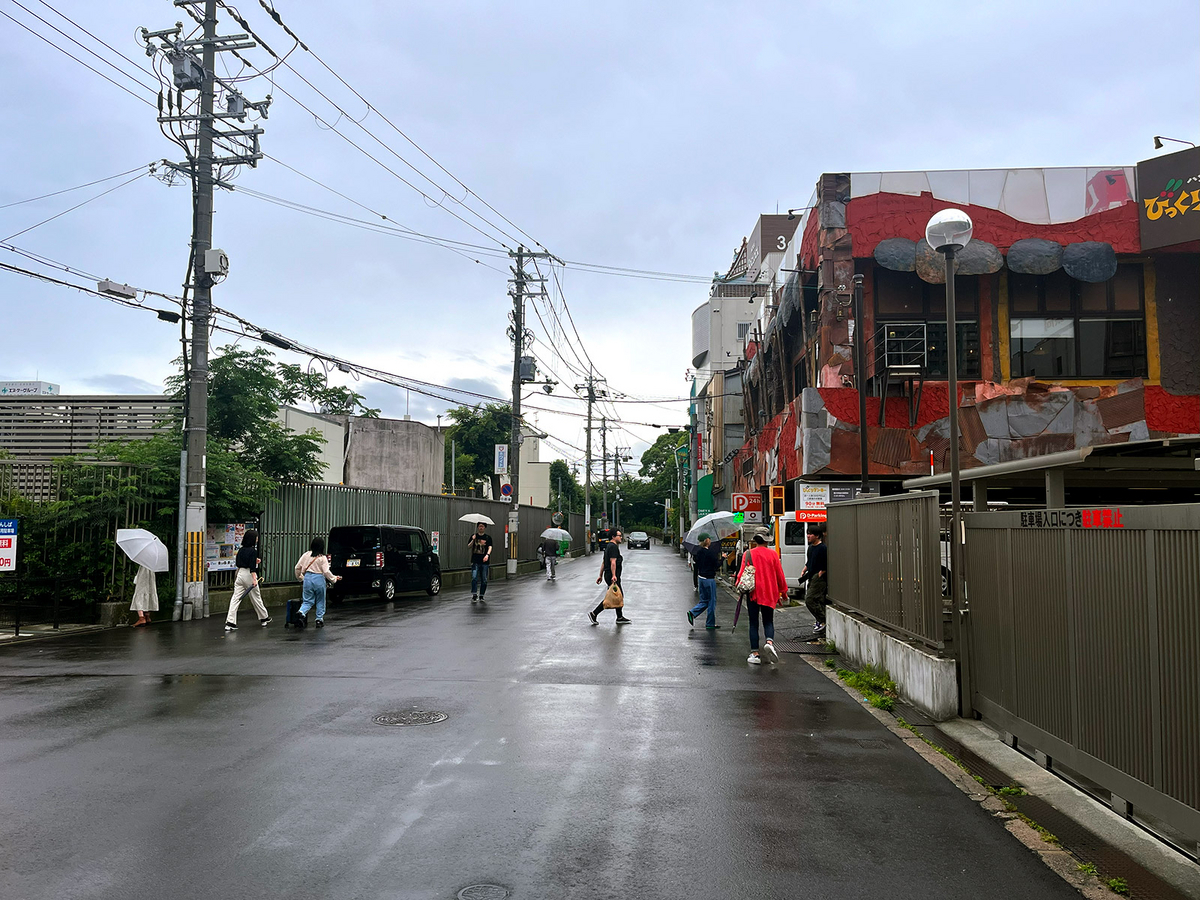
[2,0,1196,471]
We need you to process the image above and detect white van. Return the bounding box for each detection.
[775,518,815,598]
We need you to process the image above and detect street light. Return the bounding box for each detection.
[926,208,972,685]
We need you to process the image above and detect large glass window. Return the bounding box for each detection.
[874,269,981,378]
[1009,264,1146,378]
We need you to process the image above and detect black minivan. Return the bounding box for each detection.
[328,524,441,601]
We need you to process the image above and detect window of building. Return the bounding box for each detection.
[874,269,981,378]
[1009,264,1146,379]
[737,321,752,342]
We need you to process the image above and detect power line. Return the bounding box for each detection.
[0,163,156,210]
[1,8,157,108]
[1,169,151,242]
[237,0,546,252]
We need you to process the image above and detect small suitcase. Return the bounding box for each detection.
[284,598,303,627]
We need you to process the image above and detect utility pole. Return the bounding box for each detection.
[574,374,605,553]
[600,417,608,523]
[507,246,555,576]
[143,3,265,621]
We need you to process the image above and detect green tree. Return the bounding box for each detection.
[639,431,686,492]
[443,402,513,496]
[548,458,583,512]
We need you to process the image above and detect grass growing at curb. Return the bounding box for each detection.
[834,663,898,712]
[1106,877,1129,895]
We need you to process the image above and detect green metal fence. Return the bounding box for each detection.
[258,483,587,584]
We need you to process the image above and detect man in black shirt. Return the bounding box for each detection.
[224,529,271,631]
[798,526,828,640]
[589,529,631,625]
[687,533,722,629]
[467,522,493,603]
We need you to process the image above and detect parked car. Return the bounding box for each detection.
[627,531,650,549]
[328,524,441,601]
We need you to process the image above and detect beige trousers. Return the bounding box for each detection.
[226,567,268,623]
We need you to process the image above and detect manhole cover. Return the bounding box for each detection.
[458,886,508,900]
[373,710,448,726]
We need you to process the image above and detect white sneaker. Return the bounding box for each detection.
[747,653,762,665]
[762,640,779,664]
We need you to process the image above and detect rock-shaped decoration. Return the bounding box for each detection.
[1007,238,1062,275]
[873,238,917,272]
[1062,242,1117,283]
[915,238,946,284]
[956,239,1003,275]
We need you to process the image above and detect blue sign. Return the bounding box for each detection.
[0,519,17,535]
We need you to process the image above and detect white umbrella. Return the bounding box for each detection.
[540,527,572,542]
[115,528,169,573]
[458,513,495,526]
[684,511,742,550]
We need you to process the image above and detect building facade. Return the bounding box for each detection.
[690,150,1199,508]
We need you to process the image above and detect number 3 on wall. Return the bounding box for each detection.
[776,235,786,250]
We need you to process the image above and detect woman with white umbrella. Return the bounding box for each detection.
[116,529,168,628]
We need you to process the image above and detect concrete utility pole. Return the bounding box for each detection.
[143,2,264,621]
[574,374,605,553]
[600,417,608,521]
[507,246,555,575]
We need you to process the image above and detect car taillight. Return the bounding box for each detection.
[375,551,384,567]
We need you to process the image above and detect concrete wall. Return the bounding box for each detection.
[828,606,959,721]
[276,406,346,483]
[341,416,445,494]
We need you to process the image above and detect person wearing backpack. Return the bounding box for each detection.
[734,529,787,665]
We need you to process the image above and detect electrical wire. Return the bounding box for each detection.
[0,163,157,210]
[1,8,157,108]
[1,170,151,242]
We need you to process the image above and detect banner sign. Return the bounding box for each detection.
[0,519,18,572]
[494,444,509,475]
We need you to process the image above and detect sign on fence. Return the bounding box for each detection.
[206,523,246,571]
[431,531,440,554]
[0,519,17,572]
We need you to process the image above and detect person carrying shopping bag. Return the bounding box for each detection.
[294,537,341,629]
[734,529,787,665]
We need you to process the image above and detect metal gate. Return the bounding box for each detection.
[965,504,1200,852]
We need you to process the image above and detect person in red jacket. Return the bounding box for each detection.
[735,529,787,665]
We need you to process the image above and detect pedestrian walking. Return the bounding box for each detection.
[687,533,722,629]
[589,529,631,625]
[798,525,828,641]
[467,522,493,604]
[224,529,270,631]
[541,536,558,580]
[293,537,342,629]
[734,529,787,665]
[130,564,158,627]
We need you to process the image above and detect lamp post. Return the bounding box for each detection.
[926,208,973,713]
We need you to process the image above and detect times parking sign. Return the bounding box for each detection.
[0,519,17,572]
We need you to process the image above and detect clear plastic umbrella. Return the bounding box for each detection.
[458,513,495,526]
[540,527,572,542]
[683,511,743,551]
[115,528,169,572]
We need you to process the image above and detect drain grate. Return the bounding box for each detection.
[774,638,833,655]
[373,709,448,727]
[457,886,508,900]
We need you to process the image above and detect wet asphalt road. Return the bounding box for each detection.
[0,545,1077,900]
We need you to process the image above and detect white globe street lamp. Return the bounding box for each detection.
[926,208,973,682]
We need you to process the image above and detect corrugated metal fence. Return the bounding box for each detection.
[965,504,1200,850]
[826,490,944,650]
[258,482,586,584]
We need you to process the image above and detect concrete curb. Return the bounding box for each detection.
[800,655,1144,900]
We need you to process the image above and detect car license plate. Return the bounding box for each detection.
[346,559,360,567]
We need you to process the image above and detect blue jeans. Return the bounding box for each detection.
[747,601,775,650]
[690,577,717,627]
[471,561,489,597]
[299,572,327,621]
